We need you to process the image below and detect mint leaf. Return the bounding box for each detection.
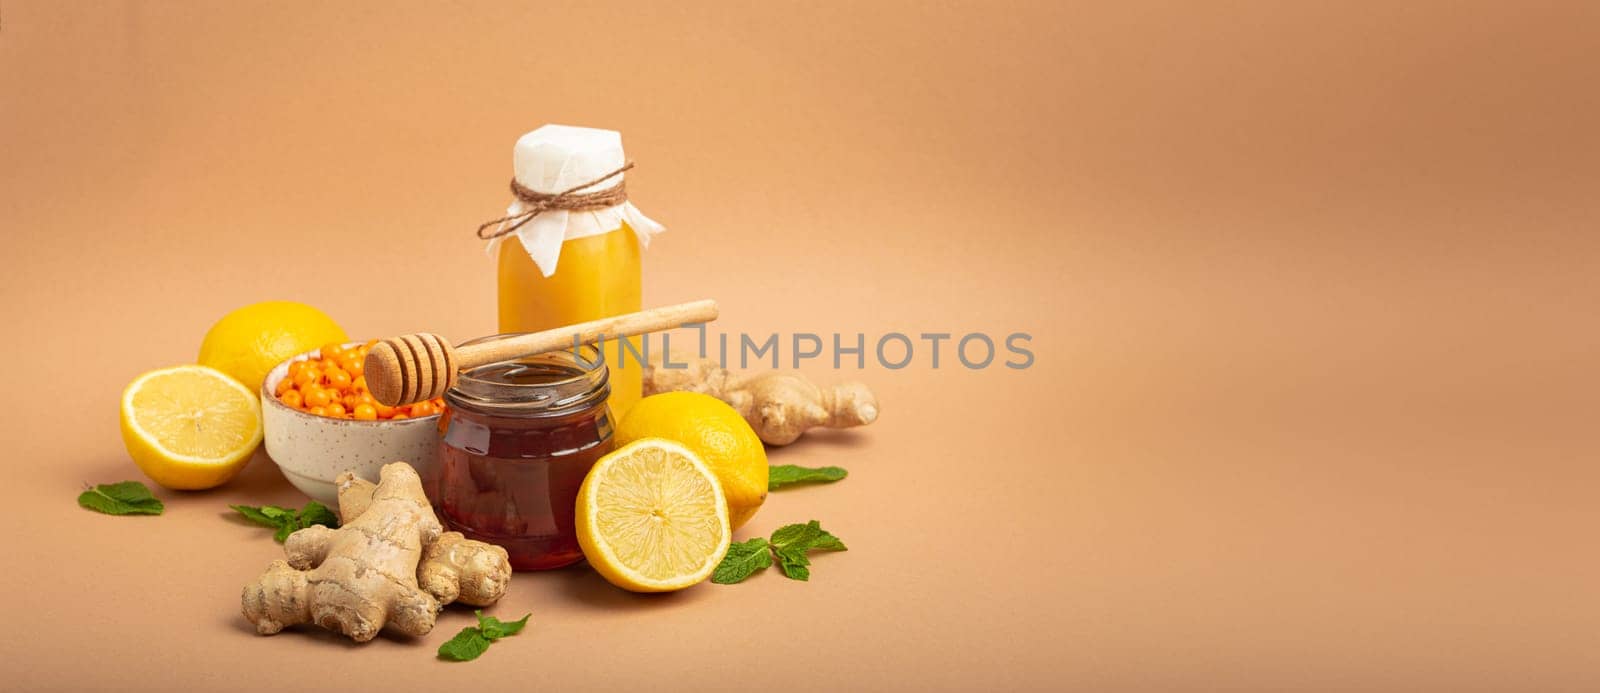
[768,465,848,490]
[775,547,812,581]
[768,521,846,581]
[770,520,848,553]
[436,628,492,661]
[298,501,339,530]
[273,522,297,543]
[438,611,530,661]
[476,611,530,640]
[711,522,848,585]
[807,529,847,552]
[259,506,294,521]
[78,481,164,516]
[768,521,817,551]
[230,505,280,528]
[232,501,340,543]
[768,521,820,551]
[232,504,296,540]
[712,538,772,584]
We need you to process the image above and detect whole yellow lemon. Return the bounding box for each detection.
[614,391,768,529]
[197,301,347,394]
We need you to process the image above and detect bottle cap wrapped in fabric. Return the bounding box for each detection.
[484,124,665,277]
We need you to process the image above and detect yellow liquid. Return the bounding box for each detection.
[498,224,643,419]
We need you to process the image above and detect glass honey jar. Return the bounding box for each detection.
[436,340,615,571]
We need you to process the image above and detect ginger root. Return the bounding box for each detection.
[241,462,511,642]
[333,473,512,608]
[419,532,513,607]
[644,359,879,446]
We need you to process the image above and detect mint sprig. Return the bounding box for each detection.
[768,520,847,580]
[231,501,339,542]
[438,611,530,662]
[437,628,491,662]
[712,538,773,584]
[77,481,164,516]
[476,612,530,640]
[712,521,847,584]
[768,464,848,490]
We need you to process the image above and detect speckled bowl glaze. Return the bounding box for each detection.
[260,344,440,504]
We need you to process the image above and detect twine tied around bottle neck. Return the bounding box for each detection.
[475,162,635,240]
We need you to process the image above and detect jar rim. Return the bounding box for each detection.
[446,339,609,417]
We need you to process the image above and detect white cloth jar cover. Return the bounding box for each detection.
[483,124,665,277]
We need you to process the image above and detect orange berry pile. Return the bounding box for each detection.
[274,341,446,421]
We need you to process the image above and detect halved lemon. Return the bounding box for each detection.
[576,438,732,592]
[120,365,263,490]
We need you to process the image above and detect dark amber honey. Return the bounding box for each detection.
[436,347,613,571]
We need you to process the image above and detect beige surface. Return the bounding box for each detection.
[2,1,1597,690]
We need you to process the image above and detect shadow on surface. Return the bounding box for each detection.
[761,429,873,459]
[223,612,432,648]
[542,561,699,611]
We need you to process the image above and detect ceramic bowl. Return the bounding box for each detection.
[260,343,441,504]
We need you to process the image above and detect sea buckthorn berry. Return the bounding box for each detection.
[410,401,437,417]
[390,412,409,420]
[304,387,333,408]
[288,339,406,421]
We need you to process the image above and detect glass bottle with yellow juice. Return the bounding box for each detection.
[497,224,644,416]
[485,125,664,420]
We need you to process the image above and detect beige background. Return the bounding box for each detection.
[2,1,1597,690]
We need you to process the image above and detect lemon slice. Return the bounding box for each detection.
[120,365,263,490]
[576,438,732,592]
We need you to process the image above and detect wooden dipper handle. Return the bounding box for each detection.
[364,299,720,407]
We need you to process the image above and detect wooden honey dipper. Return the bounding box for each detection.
[364,299,719,407]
